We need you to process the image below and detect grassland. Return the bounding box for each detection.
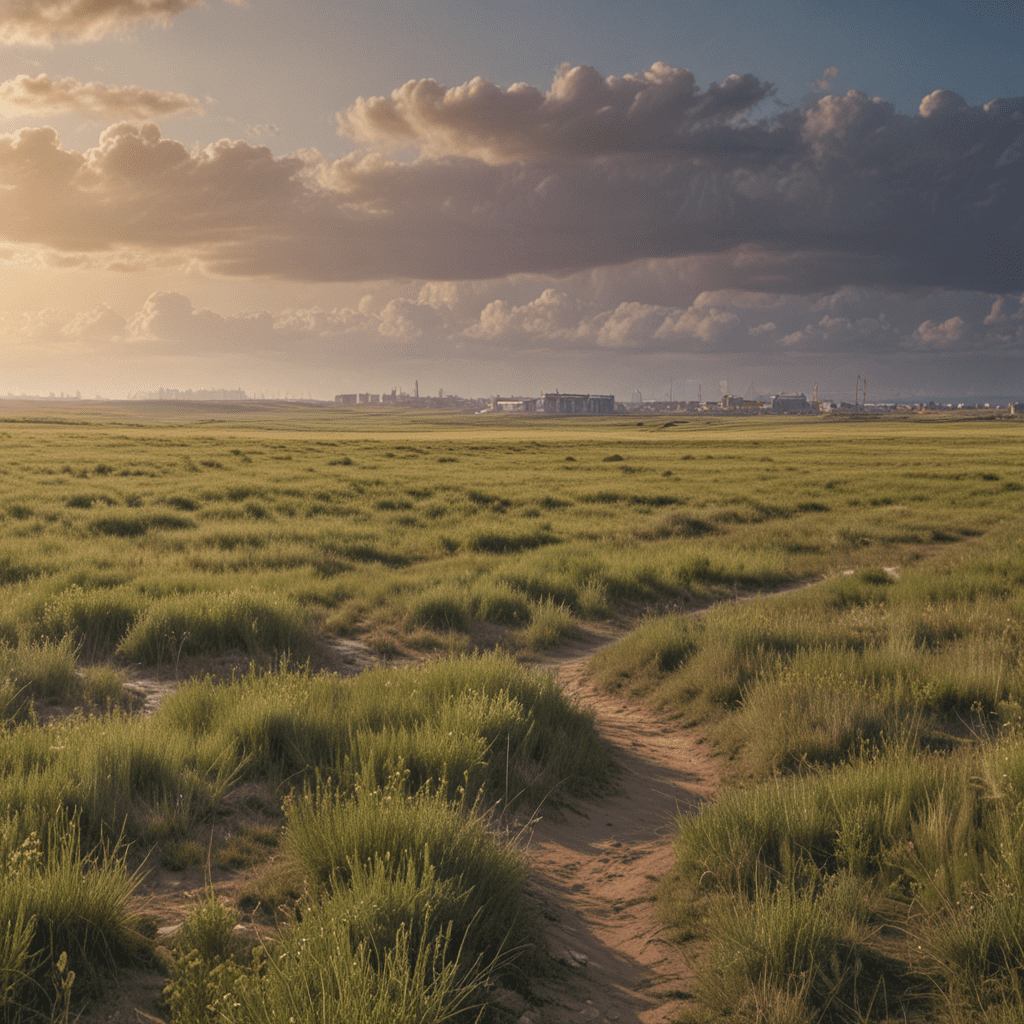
[0,399,1022,1022]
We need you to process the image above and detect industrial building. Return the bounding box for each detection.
[540,393,615,414]
[771,393,813,413]
[491,397,538,412]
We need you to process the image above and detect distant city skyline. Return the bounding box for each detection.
[2,1,1021,401]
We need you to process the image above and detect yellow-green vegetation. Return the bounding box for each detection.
[591,525,1024,1017]
[9,404,1010,674]
[1,401,1022,1021]
[1,652,607,1020]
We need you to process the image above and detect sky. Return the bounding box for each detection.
[0,0,1022,403]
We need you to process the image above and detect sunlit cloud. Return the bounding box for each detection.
[0,0,242,46]
[337,61,776,163]
[0,63,1019,297]
[2,280,1015,395]
[0,74,203,119]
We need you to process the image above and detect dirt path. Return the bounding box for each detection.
[88,582,840,1022]
[496,645,716,1024]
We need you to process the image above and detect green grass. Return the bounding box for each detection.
[590,518,1024,1021]
[3,404,1024,1021]
[284,772,530,969]
[0,650,607,1019]
[5,409,1019,682]
[0,812,148,1019]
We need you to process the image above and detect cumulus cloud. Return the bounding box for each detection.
[813,67,838,92]
[462,288,741,353]
[0,64,1021,295]
[780,313,897,352]
[0,74,203,119]
[3,282,1020,378]
[0,0,240,46]
[337,61,777,163]
[983,295,1024,325]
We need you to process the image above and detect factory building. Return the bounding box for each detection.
[492,397,538,412]
[540,393,615,414]
[771,393,812,413]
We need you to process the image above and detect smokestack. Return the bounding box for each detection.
[415,380,419,399]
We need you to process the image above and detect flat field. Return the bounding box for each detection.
[1,400,1022,1023]
[3,401,1018,666]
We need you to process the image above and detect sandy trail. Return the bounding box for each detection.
[92,585,824,1022]
[503,645,717,1024]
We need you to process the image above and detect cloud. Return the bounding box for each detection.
[0,64,1021,295]
[0,0,240,46]
[813,67,838,92]
[0,74,203,119]
[983,295,1024,324]
[4,282,1022,382]
[337,61,777,163]
[910,316,966,350]
[918,89,969,118]
[780,313,897,352]
[462,289,740,353]
[119,289,458,353]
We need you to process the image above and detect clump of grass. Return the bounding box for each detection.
[590,614,697,697]
[695,875,879,1023]
[467,527,555,554]
[0,813,147,1017]
[37,584,142,660]
[78,664,133,708]
[515,597,578,651]
[221,902,488,1024]
[405,586,470,633]
[473,581,531,626]
[0,635,79,706]
[284,771,530,967]
[116,589,313,665]
[164,890,244,1024]
[89,511,192,537]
